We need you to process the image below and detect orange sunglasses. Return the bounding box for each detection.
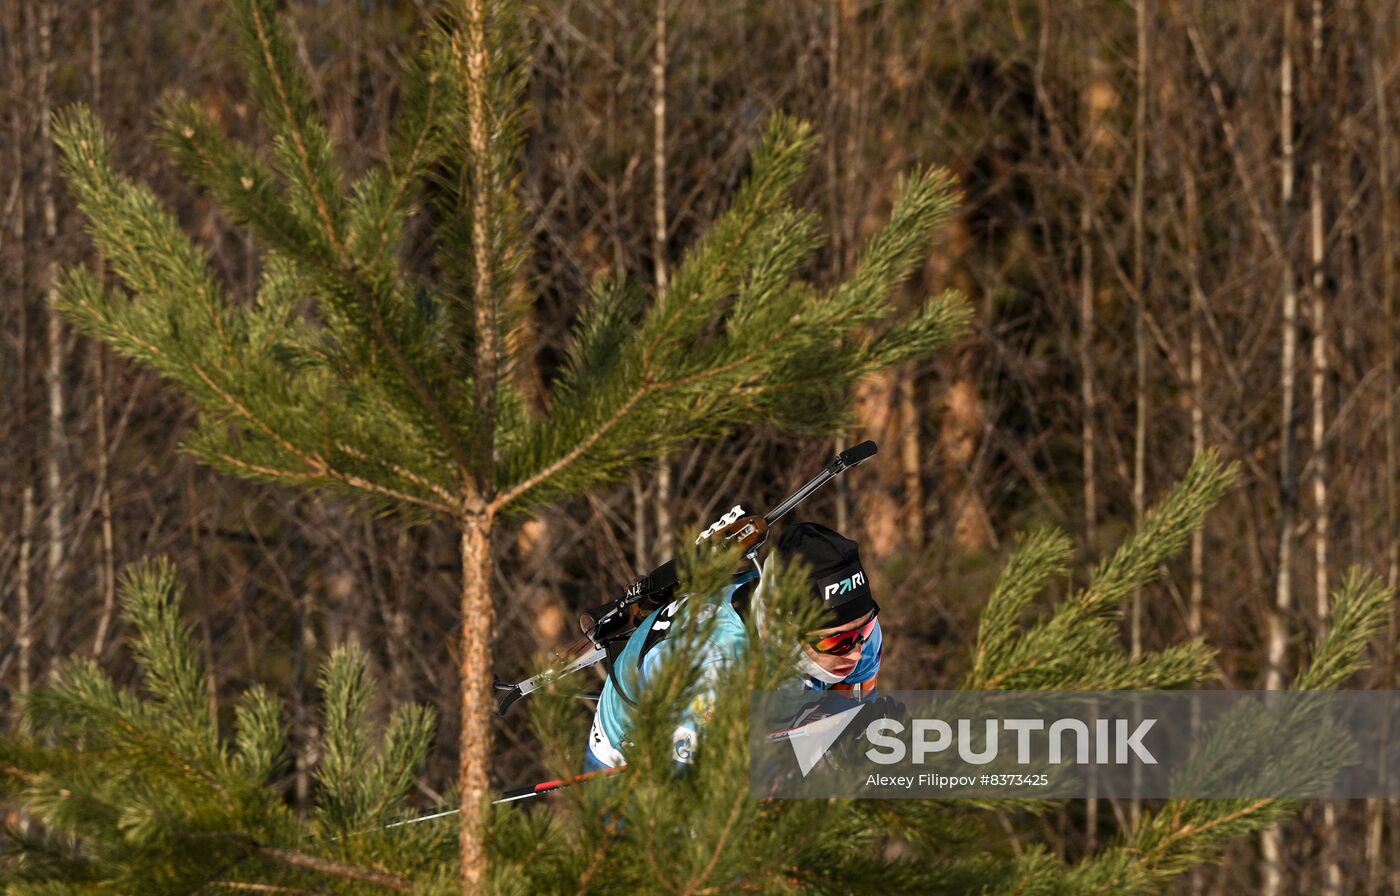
[806,613,878,656]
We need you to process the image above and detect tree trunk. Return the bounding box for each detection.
[1263,3,1298,891]
[853,393,897,545]
[1305,3,1340,892]
[460,0,499,888]
[829,0,906,555]
[935,350,993,553]
[293,571,313,808]
[1369,41,1399,896]
[17,486,35,705]
[458,517,495,894]
[652,0,672,562]
[39,0,68,664]
[652,0,669,300]
[632,473,648,570]
[926,171,985,554]
[898,375,924,552]
[1268,0,1300,694]
[88,0,118,661]
[1079,194,1096,555]
[1076,17,1112,852]
[1185,163,1205,646]
[1130,0,1149,663]
[1185,143,1206,896]
[826,0,941,558]
[1128,0,1149,831]
[1308,0,1327,629]
[9,0,34,716]
[827,0,852,540]
[826,0,854,276]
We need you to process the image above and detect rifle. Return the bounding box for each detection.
[491,440,878,716]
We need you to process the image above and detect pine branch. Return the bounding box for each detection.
[4,563,442,893]
[254,845,413,893]
[491,385,650,515]
[968,527,1073,686]
[638,115,815,370]
[377,49,447,237]
[232,0,479,491]
[202,449,452,516]
[332,442,459,506]
[120,559,213,744]
[684,737,752,893]
[232,685,285,782]
[971,450,1238,690]
[234,0,348,259]
[61,239,455,514]
[1080,449,1237,611]
[158,97,329,264]
[1294,567,1393,689]
[1060,558,1396,890]
[314,646,376,830]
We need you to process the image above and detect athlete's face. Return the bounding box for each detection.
[802,610,877,679]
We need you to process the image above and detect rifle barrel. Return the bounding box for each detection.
[764,440,877,524]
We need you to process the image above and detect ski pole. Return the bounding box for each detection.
[329,767,627,840]
[494,765,626,804]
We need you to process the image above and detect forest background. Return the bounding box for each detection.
[2,0,1398,892]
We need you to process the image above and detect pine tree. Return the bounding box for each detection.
[3,451,1392,894]
[2,559,452,894]
[47,0,968,889]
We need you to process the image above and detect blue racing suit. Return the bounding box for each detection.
[584,569,882,771]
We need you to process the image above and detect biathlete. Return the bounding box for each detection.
[584,521,882,771]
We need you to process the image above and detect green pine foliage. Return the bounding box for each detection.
[1067,566,1392,893]
[967,450,1237,692]
[4,459,1390,894]
[51,0,969,525]
[1,559,451,894]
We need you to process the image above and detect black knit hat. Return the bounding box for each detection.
[774,521,878,627]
